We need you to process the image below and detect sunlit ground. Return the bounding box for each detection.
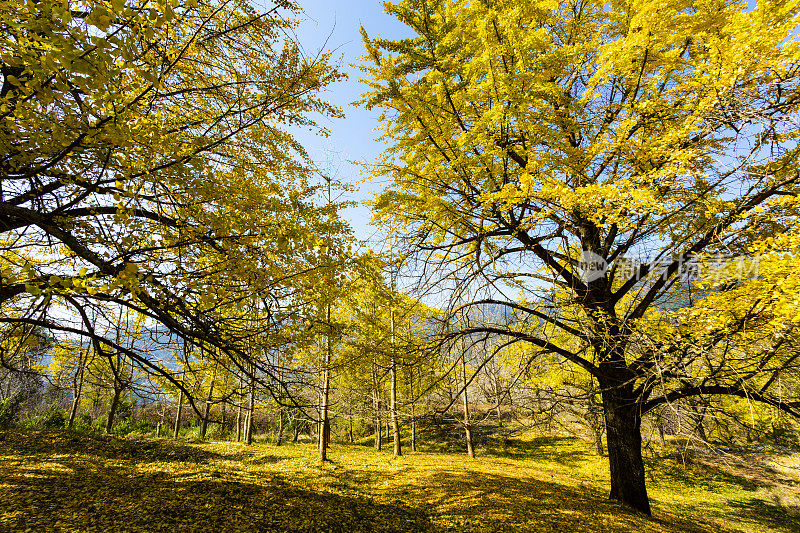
[0,430,798,532]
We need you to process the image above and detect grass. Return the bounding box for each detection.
[0,429,798,532]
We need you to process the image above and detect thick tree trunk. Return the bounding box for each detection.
[602,385,650,515]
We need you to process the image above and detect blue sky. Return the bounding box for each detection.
[287,0,413,245]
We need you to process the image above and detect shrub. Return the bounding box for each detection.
[41,409,66,429]
[0,393,26,430]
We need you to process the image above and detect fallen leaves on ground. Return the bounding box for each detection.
[0,430,798,532]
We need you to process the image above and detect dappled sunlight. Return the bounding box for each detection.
[1,430,798,532]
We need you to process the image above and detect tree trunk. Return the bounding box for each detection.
[494,375,503,427]
[68,390,81,429]
[292,414,300,443]
[276,408,284,446]
[348,412,354,443]
[373,362,382,450]
[319,339,331,462]
[602,385,651,515]
[201,375,215,441]
[410,367,417,452]
[67,350,86,429]
[391,361,402,456]
[245,366,255,445]
[174,349,187,440]
[461,351,474,459]
[174,386,184,439]
[375,401,382,451]
[105,387,121,434]
[235,394,242,443]
[390,309,402,457]
[594,423,605,456]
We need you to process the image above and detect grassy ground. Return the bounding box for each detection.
[0,430,798,532]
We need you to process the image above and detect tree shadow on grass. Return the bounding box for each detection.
[726,497,800,532]
[0,429,224,464]
[348,467,800,533]
[0,452,429,532]
[354,465,774,533]
[479,435,590,466]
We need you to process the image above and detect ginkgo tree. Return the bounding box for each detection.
[362,0,800,514]
[0,0,344,407]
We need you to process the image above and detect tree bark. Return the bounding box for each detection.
[390,308,402,456]
[235,387,242,443]
[292,413,300,443]
[276,407,284,446]
[201,373,215,441]
[494,374,503,427]
[174,385,184,439]
[409,367,417,452]
[67,348,86,429]
[348,411,354,443]
[319,313,331,462]
[602,383,651,515]
[174,347,187,440]
[461,349,474,458]
[245,366,255,445]
[105,387,121,434]
[373,363,382,451]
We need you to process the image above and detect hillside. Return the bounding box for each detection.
[1,430,797,532]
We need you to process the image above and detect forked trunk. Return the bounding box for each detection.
[602,385,650,515]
